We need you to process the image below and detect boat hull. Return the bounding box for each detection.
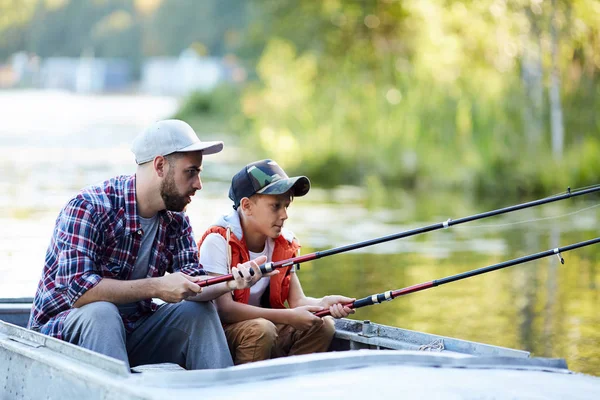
[2,301,599,399]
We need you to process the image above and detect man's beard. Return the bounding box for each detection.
[160,171,190,212]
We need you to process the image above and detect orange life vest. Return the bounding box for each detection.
[198,226,300,309]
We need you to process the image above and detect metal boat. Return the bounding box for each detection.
[1,298,599,399]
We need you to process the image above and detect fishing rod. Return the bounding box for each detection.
[314,237,600,317]
[198,185,600,287]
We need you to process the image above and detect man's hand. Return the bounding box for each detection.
[318,295,356,318]
[227,255,278,290]
[155,272,202,303]
[287,305,325,330]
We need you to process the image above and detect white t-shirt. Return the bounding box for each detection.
[200,233,274,307]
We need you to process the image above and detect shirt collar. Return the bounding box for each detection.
[124,175,140,233]
[126,174,176,233]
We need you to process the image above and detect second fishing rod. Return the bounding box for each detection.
[313,236,600,317]
[198,185,600,287]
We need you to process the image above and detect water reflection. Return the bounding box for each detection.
[303,242,599,377]
[1,91,599,377]
[543,227,560,357]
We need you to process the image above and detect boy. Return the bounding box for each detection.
[198,159,354,365]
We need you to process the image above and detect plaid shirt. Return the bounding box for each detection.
[28,175,205,339]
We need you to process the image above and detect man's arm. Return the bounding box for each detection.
[73,273,203,307]
[77,253,271,307]
[52,199,106,309]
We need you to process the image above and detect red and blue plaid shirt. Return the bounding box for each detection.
[28,175,205,339]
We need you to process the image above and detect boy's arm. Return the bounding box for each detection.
[287,273,356,319]
[192,234,271,301]
[214,290,324,331]
[287,273,319,308]
[187,256,269,302]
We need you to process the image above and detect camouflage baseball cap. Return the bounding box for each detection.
[229,159,310,209]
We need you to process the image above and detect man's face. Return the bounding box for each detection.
[247,192,292,239]
[160,152,203,212]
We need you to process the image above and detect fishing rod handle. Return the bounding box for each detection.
[198,274,231,287]
[314,291,394,317]
[198,262,278,287]
[314,301,355,318]
[199,256,319,287]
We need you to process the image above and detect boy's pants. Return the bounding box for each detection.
[62,300,233,370]
[223,316,335,365]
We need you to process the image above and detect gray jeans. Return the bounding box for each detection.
[62,300,233,370]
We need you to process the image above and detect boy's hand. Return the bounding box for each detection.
[227,255,271,290]
[287,306,324,330]
[318,295,356,319]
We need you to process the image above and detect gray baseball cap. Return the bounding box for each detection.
[131,119,224,164]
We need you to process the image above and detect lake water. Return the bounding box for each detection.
[1,90,598,376]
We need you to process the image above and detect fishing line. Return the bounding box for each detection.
[451,203,600,230]
[198,185,600,287]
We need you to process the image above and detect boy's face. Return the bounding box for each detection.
[247,192,292,239]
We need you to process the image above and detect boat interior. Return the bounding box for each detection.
[4,297,597,399]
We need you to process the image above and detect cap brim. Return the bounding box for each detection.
[257,176,311,197]
[178,140,224,155]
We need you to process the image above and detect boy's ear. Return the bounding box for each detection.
[240,197,252,214]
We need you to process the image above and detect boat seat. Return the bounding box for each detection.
[131,362,186,373]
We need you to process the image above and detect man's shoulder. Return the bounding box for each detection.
[77,175,132,212]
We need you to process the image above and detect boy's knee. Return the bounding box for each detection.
[246,318,277,344]
[315,316,336,339]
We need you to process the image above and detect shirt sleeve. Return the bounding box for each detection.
[199,233,229,275]
[53,199,104,307]
[171,214,206,276]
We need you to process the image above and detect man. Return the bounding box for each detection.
[198,159,354,365]
[28,119,265,370]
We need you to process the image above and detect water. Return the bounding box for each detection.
[1,90,598,376]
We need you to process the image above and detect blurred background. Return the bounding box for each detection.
[0,0,599,376]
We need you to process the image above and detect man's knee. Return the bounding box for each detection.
[63,301,126,352]
[175,300,218,319]
[165,301,222,334]
[73,301,121,327]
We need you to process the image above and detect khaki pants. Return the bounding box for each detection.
[223,316,336,365]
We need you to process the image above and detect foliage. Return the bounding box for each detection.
[0,0,249,61]
[233,0,600,198]
[173,83,244,134]
[1,0,599,198]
